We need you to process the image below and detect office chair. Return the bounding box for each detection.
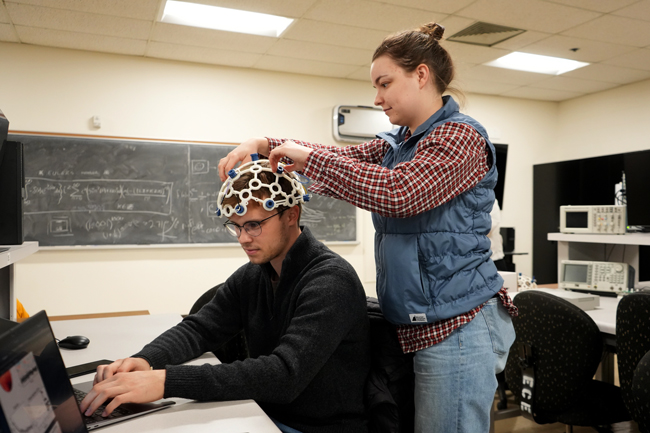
[189,282,249,364]
[616,292,650,433]
[504,290,629,433]
[365,297,414,433]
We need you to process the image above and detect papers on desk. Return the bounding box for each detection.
[514,288,600,311]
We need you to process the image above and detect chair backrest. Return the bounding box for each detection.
[504,290,603,423]
[188,283,249,364]
[365,297,414,433]
[631,350,650,433]
[616,291,650,430]
[189,283,223,315]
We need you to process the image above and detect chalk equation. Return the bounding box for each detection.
[24,178,174,216]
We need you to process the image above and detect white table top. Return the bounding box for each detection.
[51,314,279,433]
[584,295,619,336]
[511,289,618,336]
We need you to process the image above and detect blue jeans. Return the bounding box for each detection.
[413,297,515,433]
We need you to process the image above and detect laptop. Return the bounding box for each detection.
[0,311,175,432]
[0,317,18,336]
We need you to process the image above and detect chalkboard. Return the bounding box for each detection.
[11,134,357,247]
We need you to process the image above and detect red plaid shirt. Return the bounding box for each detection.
[267,121,518,353]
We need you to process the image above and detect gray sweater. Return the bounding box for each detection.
[134,227,370,433]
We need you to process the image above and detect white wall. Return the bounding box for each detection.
[553,79,650,162]
[2,42,556,315]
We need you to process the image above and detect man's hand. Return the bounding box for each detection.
[268,140,312,173]
[79,369,166,417]
[218,137,270,181]
[94,357,151,384]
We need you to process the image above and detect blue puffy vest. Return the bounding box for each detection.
[373,96,503,325]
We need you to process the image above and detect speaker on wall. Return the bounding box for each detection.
[0,140,25,245]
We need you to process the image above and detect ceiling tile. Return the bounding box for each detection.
[282,19,386,51]
[442,40,510,65]
[15,25,147,55]
[458,78,521,95]
[493,30,551,50]
[6,3,152,39]
[346,65,372,81]
[531,75,620,92]
[520,34,637,62]
[304,0,446,33]
[174,0,319,18]
[561,14,650,47]
[456,0,601,33]
[603,48,650,71]
[147,41,262,67]
[254,55,360,78]
[6,0,161,20]
[562,62,650,84]
[368,0,476,14]
[0,23,19,42]
[542,0,639,14]
[151,22,276,54]
[611,0,650,22]
[267,39,373,66]
[459,64,550,86]
[502,86,584,101]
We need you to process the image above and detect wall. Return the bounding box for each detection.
[553,79,650,162]
[1,42,554,315]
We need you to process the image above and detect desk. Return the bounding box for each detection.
[0,242,38,320]
[51,314,280,433]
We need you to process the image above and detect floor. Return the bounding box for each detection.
[495,416,641,433]
[493,391,641,433]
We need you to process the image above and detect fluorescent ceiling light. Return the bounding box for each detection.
[485,52,589,75]
[161,0,293,37]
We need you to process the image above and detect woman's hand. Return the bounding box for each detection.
[268,140,313,173]
[219,137,270,181]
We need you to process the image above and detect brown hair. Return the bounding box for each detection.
[222,159,301,221]
[373,22,455,96]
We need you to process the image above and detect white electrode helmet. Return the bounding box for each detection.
[216,154,311,218]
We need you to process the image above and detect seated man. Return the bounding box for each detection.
[80,157,371,433]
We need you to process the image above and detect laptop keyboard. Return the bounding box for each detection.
[74,388,133,422]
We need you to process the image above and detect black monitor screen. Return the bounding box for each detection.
[623,151,650,229]
[566,211,589,229]
[494,143,508,209]
[0,109,8,164]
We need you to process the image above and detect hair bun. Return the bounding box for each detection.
[419,22,445,41]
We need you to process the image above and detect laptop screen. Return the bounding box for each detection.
[0,311,87,433]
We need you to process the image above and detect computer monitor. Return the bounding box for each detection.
[0,108,23,246]
[493,143,508,209]
[0,109,24,321]
[623,150,650,231]
[0,109,8,161]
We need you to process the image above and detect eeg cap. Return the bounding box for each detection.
[216,154,311,217]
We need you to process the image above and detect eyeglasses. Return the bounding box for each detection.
[223,209,286,238]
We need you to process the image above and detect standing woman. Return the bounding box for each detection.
[219,22,517,433]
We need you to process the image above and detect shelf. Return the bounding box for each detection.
[0,242,39,269]
[547,232,650,246]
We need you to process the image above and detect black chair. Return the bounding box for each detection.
[616,292,650,433]
[504,290,630,432]
[365,297,414,433]
[189,283,248,364]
